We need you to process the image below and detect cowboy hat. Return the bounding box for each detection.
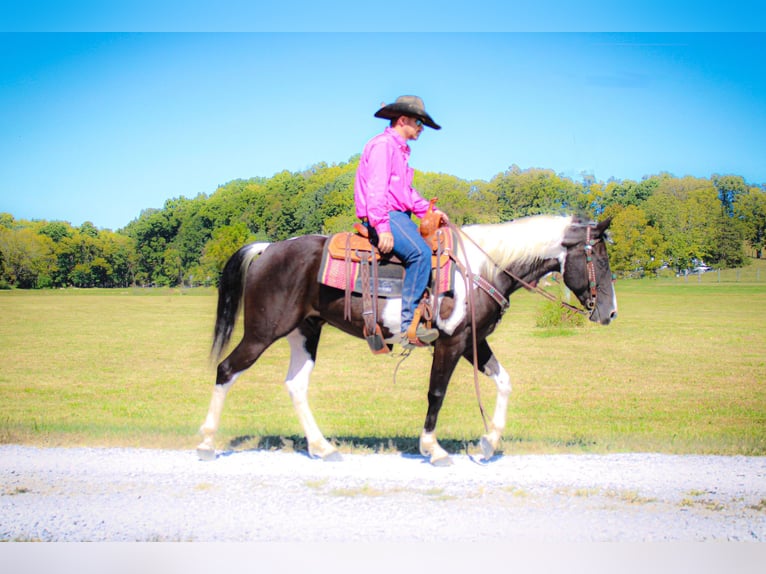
[374,95,441,130]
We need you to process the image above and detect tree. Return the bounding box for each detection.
[295,162,356,234]
[601,174,666,210]
[734,187,766,258]
[0,213,14,229]
[38,221,73,243]
[644,177,714,271]
[0,227,56,288]
[578,180,607,217]
[79,221,99,238]
[604,204,664,277]
[689,187,735,267]
[70,262,94,287]
[712,174,748,217]
[416,172,498,225]
[263,170,304,240]
[490,166,578,220]
[198,223,255,285]
[160,247,184,287]
[100,231,136,287]
[124,208,178,285]
[707,211,747,268]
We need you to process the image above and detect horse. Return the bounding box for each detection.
[196,214,617,466]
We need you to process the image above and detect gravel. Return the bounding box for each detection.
[1,445,764,542]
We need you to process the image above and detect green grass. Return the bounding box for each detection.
[0,279,764,455]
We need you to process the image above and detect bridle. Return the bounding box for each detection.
[583,225,600,312]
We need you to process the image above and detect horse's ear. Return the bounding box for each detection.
[563,216,612,247]
[595,217,613,236]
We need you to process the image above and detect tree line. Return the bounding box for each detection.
[2,157,765,289]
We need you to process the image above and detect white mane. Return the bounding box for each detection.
[459,214,573,282]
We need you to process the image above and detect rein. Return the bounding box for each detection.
[448,224,490,433]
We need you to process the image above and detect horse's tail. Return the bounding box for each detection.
[210,242,271,363]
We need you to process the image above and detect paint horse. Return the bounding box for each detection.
[197,214,617,465]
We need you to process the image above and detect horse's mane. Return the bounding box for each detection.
[461,214,573,281]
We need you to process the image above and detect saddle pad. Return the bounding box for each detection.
[318,252,360,292]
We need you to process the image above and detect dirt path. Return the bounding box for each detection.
[1,445,764,542]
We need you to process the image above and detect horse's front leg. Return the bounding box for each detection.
[285,323,340,461]
[463,340,512,460]
[419,341,463,466]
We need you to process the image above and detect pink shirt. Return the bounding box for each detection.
[354,127,430,234]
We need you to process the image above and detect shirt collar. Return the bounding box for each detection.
[384,126,410,153]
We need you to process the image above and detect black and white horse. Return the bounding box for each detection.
[197,214,617,465]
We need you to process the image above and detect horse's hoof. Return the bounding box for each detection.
[196,446,216,461]
[309,441,341,461]
[480,435,495,460]
[322,450,343,462]
[430,454,454,467]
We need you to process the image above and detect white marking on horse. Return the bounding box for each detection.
[197,378,237,456]
[284,329,336,458]
[240,242,271,282]
[380,299,403,341]
[479,355,512,458]
[437,277,467,335]
[285,330,315,399]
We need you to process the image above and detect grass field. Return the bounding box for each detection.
[1,273,764,456]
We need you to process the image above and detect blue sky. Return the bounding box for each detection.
[1,2,764,230]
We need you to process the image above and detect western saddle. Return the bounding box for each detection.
[323,201,452,354]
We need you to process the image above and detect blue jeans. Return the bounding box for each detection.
[388,211,432,333]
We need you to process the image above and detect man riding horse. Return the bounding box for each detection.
[195,96,618,466]
[354,95,449,349]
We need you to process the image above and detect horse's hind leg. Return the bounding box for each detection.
[197,338,269,460]
[197,379,235,460]
[284,320,340,461]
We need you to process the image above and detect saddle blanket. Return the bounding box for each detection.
[318,231,456,297]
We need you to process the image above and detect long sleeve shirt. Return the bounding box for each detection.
[354,127,431,234]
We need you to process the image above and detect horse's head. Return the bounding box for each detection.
[560,217,617,325]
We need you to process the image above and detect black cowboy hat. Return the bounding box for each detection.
[374,95,441,130]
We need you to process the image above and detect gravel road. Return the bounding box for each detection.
[1,445,764,542]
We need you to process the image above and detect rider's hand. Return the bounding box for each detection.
[377,231,394,254]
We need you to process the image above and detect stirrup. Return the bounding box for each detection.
[401,325,439,349]
[364,324,390,354]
